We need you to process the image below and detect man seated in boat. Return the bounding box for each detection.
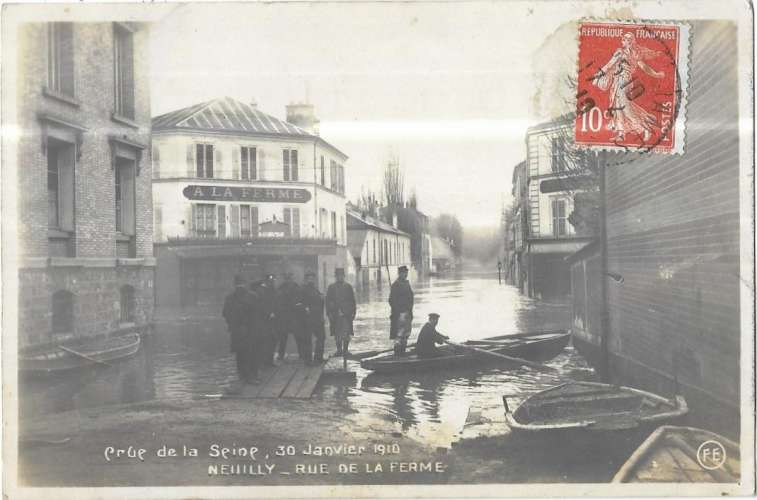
[415,313,449,358]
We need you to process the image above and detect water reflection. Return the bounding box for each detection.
[20,270,592,451]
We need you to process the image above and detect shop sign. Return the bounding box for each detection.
[182,185,311,203]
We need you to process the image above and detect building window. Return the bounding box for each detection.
[115,159,136,235]
[551,136,565,173]
[331,211,337,239]
[320,156,325,186]
[552,198,568,237]
[284,207,301,237]
[373,238,376,264]
[196,144,214,178]
[330,160,337,190]
[240,205,251,237]
[120,285,135,323]
[47,140,75,231]
[47,23,75,97]
[241,146,257,180]
[51,290,74,335]
[283,149,298,181]
[218,205,226,237]
[193,203,217,237]
[113,24,135,119]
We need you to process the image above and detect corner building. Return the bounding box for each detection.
[152,97,349,307]
[15,22,154,347]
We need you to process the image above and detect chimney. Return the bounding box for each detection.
[392,212,398,229]
[249,98,258,110]
[286,103,320,135]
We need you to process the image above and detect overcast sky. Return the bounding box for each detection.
[147,0,728,226]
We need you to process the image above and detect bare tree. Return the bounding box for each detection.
[382,155,405,207]
[355,186,381,217]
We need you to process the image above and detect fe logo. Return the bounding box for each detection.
[696,440,727,470]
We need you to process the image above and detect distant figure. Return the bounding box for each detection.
[497,260,502,284]
[389,265,414,357]
[415,313,449,358]
[302,271,326,363]
[255,274,278,366]
[326,268,356,356]
[222,275,258,383]
[275,272,305,362]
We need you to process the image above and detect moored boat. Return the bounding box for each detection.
[360,330,570,373]
[503,381,688,432]
[20,333,142,374]
[612,425,740,483]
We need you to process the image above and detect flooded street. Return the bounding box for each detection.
[21,269,591,449]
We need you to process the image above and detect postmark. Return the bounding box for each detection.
[574,20,690,154]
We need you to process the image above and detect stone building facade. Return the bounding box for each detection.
[14,22,154,348]
[152,97,350,307]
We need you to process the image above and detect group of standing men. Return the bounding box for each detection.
[222,268,356,384]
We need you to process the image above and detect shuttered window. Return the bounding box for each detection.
[283,149,299,181]
[196,144,214,178]
[283,207,300,238]
[240,205,251,237]
[217,205,226,238]
[330,160,337,190]
[320,156,325,185]
[113,24,135,119]
[552,199,567,237]
[551,137,565,173]
[230,205,240,237]
[241,146,257,180]
[47,23,75,97]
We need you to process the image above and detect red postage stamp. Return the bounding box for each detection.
[575,20,690,154]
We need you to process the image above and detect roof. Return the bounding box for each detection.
[564,239,599,264]
[346,208,410,237]
[527,113,574,135]
[152,97,348,158]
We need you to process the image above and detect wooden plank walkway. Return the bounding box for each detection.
[227,359,325,399]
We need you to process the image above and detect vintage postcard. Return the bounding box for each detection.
[1,1,754,499]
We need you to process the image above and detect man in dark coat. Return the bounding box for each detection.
[301,271,326,363]
[255,274,278,366]
[222,275,257,383]
[275,272,305,362]
[389,265,414,356]
[326,268,356,356]
[415,313,449,358]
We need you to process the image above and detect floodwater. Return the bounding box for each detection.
[20,269,595,450]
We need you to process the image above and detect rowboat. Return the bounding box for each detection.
[20,333,141,374]
[360,330,570,373]
[503,381,688,432]
[612,426,740,483]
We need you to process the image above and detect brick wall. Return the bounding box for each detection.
[15,22,154,347]
[604,21,740,409]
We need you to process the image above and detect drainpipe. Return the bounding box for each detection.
[598,153,610,382]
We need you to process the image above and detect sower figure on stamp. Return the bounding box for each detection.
[222,275,257,383]
[326,268,356,357]
[275,272,304,362]
[302,271,326,364]
[255,273,278,366]
[389,265,414,357]
[415,313,449,359]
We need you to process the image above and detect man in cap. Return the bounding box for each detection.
[222,275,258,383]
[301,271,325,363]
[389,265,414,356]
[255,273,278,366]
[326,268,356,356]
[415,313,449,358]
[275,271,305,362]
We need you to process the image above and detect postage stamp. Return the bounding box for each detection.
[574,20,690,154]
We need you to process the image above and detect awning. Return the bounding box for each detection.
[527,237,593,255]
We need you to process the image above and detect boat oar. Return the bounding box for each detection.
[442,339,558,373]
[59,345,112,367]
